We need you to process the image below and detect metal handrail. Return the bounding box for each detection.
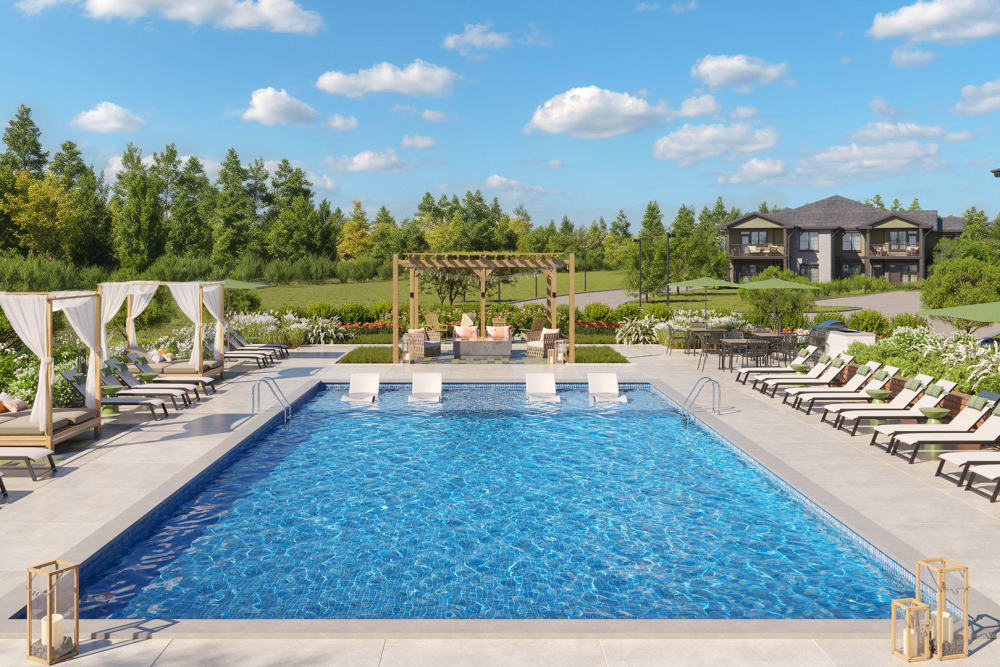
[250,377,291,425]
[682,376,722,421]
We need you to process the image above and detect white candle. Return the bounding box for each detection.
[931,610,955,643]
[40,613,64,648]
[902,626,917,658]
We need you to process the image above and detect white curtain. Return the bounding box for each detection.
[98,282,130,361]
[53,292,99,409]
[126,283,159,345]
[167,282,203,370]
[202,284,224,361]
[0,294,49,425]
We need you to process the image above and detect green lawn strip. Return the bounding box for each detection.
[573,345,628,363]
[350,333,394,344]
[338,346,393,363]
[574,333,617,344]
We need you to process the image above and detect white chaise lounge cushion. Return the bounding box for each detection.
[344,373,380,403]
[0,446,54,461]
[526,373,560,403]
[409,373,442,403]
[588,372,627,403]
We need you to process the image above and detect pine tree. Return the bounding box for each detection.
[610,209,630,237]
[890,198,903,211]
[166,157,212,256]
[639,200,665,239]
[266,195,317,260]
[336,201,372,258]
[908,198,922,211]
[109,144,165,272]
[151,143,181,216]
[865,194,886,210]
[50,141,88,185]
[1,104,48,174]
[211,148,252,270]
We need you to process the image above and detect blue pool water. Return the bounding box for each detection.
[79,383,909,619]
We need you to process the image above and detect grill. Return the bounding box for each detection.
[808,320,856,350]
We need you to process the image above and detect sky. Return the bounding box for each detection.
[1,0,999,226]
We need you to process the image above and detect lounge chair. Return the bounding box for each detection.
[62,370,167,419]
[875,396,997,455]
[343,373,379,403]
[751,353,833,390]
[761,355,853,398]
[108,360,199,402]
[962,463,1000,502]
[781,361,878,405]
[0,446,56,481]
[127,353,216,394]
[526,328,561,359]
[100,365,187,409]
[792,365,899,414]
[933,417,1000,485]
[821,373,933,425]
[226,335,281,361]
[526,373,560,403]
[735,345,817,384]
[409,373,442,403]
[588,373,627,403]
[834,378,955,436]
[229,330,288,358]
[207,344,270,369]
[0,471,5,496]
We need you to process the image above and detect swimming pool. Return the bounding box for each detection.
[79,383,909,619]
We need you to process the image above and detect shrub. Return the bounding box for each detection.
[337,302,372,324]
[573,345,628,363]
[889,312,929,332]
[140,254,213,281]
[225,289,262,313]
[582,302,613,322]
[643,303,673,321]
[846,309,890,338]
[921,257,1000,332]
[306,302,338,319]
[611,302,642,323]
[370,301,392,319]
[338,346,393,363]
[615,316,661,344]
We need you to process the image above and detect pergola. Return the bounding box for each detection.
[391,252,576,363]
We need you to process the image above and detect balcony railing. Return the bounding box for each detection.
[869,243,920,257]
[728,243,785,257]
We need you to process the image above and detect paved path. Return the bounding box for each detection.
[817,291,1000,337]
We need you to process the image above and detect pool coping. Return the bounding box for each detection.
[1,376,995,640]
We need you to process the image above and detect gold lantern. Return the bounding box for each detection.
[916,558,969,660]
[27,561,79,665]
[891,597,931,662]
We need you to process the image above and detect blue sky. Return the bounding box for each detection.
[2,0,999,225]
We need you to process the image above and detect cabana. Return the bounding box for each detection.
[0,291,102,450]
[392,252,576,363]
[98,281,226,379]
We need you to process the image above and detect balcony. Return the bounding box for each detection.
[728,243,785,258]
[868,243,920,258]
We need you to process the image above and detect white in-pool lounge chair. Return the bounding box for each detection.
[409,373,442,403]
[792,365,898,413]
[751,353,833,390]
[820,373,933,426]
[0,446,56,481]
[761,355,853,398]
[736,345,817,384]
[834,378,955,436]
[588,373,627,403]
[343,373,379,403]
[874,395,997,454]
[525,373,560,403]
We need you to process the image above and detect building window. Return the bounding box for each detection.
[799,231,819,251]
[739,230,768,246]
[839,262,862,278]
[842,232,862,252]
[888,230,918,247]
[799,263,819,282]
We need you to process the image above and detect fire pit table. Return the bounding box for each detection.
[453,338,512,361]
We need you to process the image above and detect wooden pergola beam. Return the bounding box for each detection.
[399,258,566,270]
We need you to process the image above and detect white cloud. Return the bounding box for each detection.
[390,105,453,122]
[869,96,901,120]
[241,87,316,125]
[70,101,145,133]
[442,23,511,58]
[795,141,945,186]
[965,155,996,165]
[869,0,1000,44]
[731,105,758,119]
[718,158,785,184]
[635,2,659,11]
[953,78,1000,115]
[525,85,667,139]
[486,174,561,197]
[891,45,935,65]
[336,149,404,172]
[547,159,564,169]
[852,121,972,142]
[691,54,789,91]
[316,59,459,98]
[673,94,720,117]
[326,114,358,130]
[653,123,779,166]
[401,134,435,149]
[308,172,337,190]
[670,0,697,12]
[840,56,854,64]
[21,0,323,34]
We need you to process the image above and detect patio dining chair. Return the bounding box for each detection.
[697,330,724,371]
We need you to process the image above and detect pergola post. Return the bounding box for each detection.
[547,270,557,328]
[479,269,487,337]
[414,270,420,320]
[569,253,575,363]
[408,268,415,333]
[392,254,399,363]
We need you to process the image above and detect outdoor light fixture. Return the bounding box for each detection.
[890,597,931,662]
[631,237,642,306]
[27,561,79,665]
[916,558,969,660]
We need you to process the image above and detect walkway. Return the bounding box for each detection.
[816,291,1000,337]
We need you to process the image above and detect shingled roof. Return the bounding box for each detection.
[722,195,960,232]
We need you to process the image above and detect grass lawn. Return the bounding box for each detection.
[573,345,628,363]
[257,270,626,309]
[338,346,393,363]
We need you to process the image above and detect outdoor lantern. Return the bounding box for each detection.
[401,335,411,364]
[547,348,555,364]
[916,558,969,660]
[891,597,931,662]
[556,340,568,364]
[27,561,79,665]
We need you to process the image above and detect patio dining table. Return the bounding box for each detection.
[719,338,770,371]
[684,327,725,354]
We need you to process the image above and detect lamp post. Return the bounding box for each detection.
[582,248,588,292]
[665,232,676,308]
[632,237,642,306]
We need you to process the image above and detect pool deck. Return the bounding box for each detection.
[1,344,998,665]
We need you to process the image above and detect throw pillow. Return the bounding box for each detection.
[0,392,26,412]
[818,354,831,363]
[149,350,164,363]
[968,396,988,410]
[164,353,176,361]
[904,379,922,391]
[541,328,560,336]
[925,385,944,398]
[486,325,510,340]
[874,370,888,380]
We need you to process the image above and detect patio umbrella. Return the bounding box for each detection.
[667,277,739,317]
[918,301,1000,323]
[737,277,818,331]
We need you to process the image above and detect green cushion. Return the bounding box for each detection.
[968,396,989,411]
[904,378,923,391]
[797,347,810,358]
[137,356,148,365]
[70,373,85,384]
[873,370,888,380]
[818,354,831,363]
[925,385,944,397]
[831,358,845,368]
[856,364,871,376]
[100,367,115,378]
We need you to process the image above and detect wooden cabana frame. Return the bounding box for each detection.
[98,280,226,379]
[392,252,575,363]
[0,292,101,449]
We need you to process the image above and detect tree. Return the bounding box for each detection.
[921,257,1000,332]
[50,141,88,185]
[110,144,165,272]
[211,148,253,270]
[369,205,400,263]
[739,266,816,328]
[165,157,212,256]
[908,197,921,211]
[2,171,91,261]
[960,206,990,240]
[151,143,182,215]
[864,194,887,210]
[2,104,48,174]
[336,201,372,258]
[265,195,317,260]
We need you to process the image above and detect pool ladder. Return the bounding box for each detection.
[681,376,722,422]
[250,377,291,426]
